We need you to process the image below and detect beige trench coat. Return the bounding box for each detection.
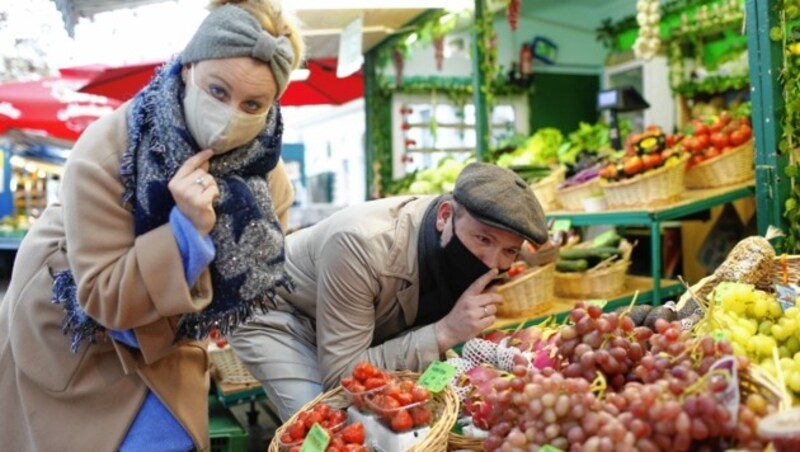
[233,195,442,391]
[0,102,293,451]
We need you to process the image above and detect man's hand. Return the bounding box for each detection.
[435,268,504,352]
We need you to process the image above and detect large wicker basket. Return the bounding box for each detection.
[600,155,689,209]
[494,263,555,318]
[556,178,602,211]
[267,371,459,452]
[530,166,566,211]
[554,259,630,299]
[684,139,755,189]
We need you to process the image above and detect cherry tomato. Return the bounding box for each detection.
[391,409,414,432]
[710,132,730,150]
[623,156,644,175]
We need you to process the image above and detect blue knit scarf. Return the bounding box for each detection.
[53,59,292,351]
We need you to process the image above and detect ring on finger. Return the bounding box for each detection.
[483,305,489,317]
[194,176,208,189]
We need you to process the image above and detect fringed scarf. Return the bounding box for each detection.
[53,59,292,352]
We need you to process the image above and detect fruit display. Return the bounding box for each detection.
[272,361,454,451]
[598,126,683,182]
[453,302,780,451]
[495,127,564,168]
[555,230,625,274]
[277,403,353,451]
[365,378,433,432]
[341,362,392,411]
[680,110,753,170]
[405,157,469,195]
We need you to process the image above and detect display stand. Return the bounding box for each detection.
[545,181,755,302]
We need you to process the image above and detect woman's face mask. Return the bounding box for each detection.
[183,65,269,154]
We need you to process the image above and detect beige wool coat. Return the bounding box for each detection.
[248,195,443,390]
[0,102,293,451]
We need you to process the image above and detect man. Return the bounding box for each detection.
[230,162,548,420]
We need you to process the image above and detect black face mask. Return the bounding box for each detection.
[441,218,491,297]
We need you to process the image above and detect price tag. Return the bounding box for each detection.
[300,423,330,452]
[418,361,458,393]
[540,445,562,452]
[774,282,799,311]
[552,219,571,233]
[586,299,607,309]
[709,356,740,427]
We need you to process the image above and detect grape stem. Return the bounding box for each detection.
[590,371,608,400]
[681,368,729,400]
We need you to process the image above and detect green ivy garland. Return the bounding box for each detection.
[774,0,800,252]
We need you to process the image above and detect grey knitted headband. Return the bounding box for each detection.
[182,4,294,97]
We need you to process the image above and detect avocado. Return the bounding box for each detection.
[644,305,678,331]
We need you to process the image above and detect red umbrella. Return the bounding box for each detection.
[281,58,363,106]
[0,71,120,142]
[78,58,363,106]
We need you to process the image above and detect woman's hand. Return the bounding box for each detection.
[168,149,219,235]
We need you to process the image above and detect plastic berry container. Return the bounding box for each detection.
[363,379,433,433]
[758,408,800,452]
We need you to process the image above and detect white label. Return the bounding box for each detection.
[337,16,364,78]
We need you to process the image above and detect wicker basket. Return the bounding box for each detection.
[678,254,800,309]
[447,432,483,451]
[600,155,689,209]
[556,178,602,211]
[684,139,754,189]
[208,346,259,385]
[494,263,555,318]
[530,166,566,211]
[554,259,630,300]
[268,371,459,452]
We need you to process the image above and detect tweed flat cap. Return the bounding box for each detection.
[452,162,548,244]
[181,5,294,97]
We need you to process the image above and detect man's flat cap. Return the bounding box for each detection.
[452,162,548,244]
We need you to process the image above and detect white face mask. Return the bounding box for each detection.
[182,65,269,154]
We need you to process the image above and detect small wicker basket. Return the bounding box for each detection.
[600,155,689,209]
[554,259,630,300]
[494,263,555,318]
[530,166,566,211]
[684,139,755,189]
[447,431,483,451]
[208,346,259,385]
[267,371,459,452]
[556,178,602,211]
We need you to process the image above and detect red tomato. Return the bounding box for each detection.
[364,377,387,390]
[690,154,705,167]
[730,129,747,146]
[709,120,723,134]
[410,406,432,427]
[623,156,644,175]
[693,122,709,136]
[341,422,365,444]
[340,377,353,389]
[681,136,698,153]
[288,421,306,441]
[329,436,346,448]
[411,386,430,402]
[710,132,730,150]
[314,403,331,419]
[391,409,414,432]
[507,262,526,278]
[343,445,366,452]
[280,433,295,445]
[695,133,710,151]
[394,392,414,406]
[705,147,721,159]
[719,111,732,126]
[740,124,753,141]
[329,409,347,426]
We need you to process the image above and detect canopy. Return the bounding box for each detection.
[0,70,120,142]
[77,58,363,106]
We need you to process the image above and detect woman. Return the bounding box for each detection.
[0,0,303,450]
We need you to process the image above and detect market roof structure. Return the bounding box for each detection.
[49,0,428,60]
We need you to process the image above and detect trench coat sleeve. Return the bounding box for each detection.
[268,158,294,232]
[61,153,213,332]
[316,231,440,390]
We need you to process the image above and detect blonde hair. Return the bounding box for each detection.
[209,0,305,70]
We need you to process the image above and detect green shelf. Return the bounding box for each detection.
[544,182,755,301]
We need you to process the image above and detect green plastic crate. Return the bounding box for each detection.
[209,396,248,452]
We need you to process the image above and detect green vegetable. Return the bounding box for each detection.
[592,230,621,248]
[559,246,622,260]
[556,259,589,272]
